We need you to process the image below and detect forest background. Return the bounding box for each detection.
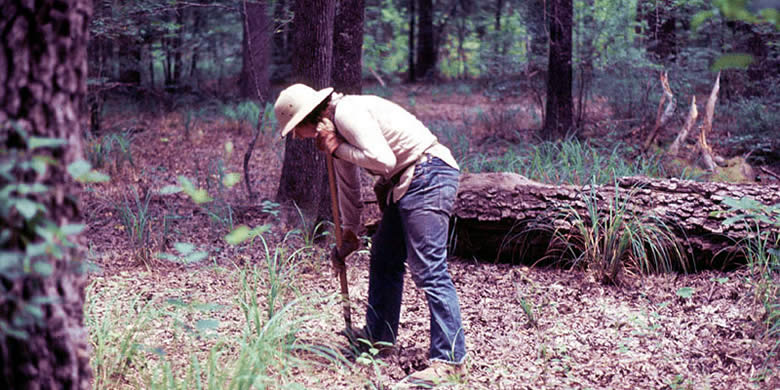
[1,0,779,389]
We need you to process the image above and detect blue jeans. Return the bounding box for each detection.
[365,157,467,364]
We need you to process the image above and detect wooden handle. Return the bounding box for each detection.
[325,154,351,331]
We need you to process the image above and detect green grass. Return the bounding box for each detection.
[86,241,349,389]
[551,183,686,285]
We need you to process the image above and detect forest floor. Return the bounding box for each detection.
[83,85,778,389]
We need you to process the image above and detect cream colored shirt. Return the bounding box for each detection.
[330,93,459,233]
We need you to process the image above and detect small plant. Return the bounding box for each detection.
[85,131,135,173]
[719,196,779,378]
[553,183,685,285]
[114,185,154,261]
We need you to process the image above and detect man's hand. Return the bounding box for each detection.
[315,118,343,155]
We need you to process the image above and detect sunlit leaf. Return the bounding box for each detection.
[182,251,208,263]
[178,176,212,204]
[33,261,53,277]
[60,223,86,236]
[711,53,754,71]
[158,185,182,195]
[222,172,241,188]
[174,242,196,255]
[14,198,41,219]
[196,319,219,332]
[28,137,66,149]
[225,225,251,245]
[676,287,695,299]
[692,10,715,29]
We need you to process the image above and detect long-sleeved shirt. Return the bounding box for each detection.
[330,93,459,234]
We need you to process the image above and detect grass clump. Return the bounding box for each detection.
[552,183,686,285]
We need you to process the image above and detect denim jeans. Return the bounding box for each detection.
[365,156,467,364]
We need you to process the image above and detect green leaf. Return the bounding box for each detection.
[174,242,196,255]
[711,53,754,71]
[0,251,22,272]
[67,160,109,183]
[182,251,208,263]
[67,160,91,179]
[60,223,86,236]
[676,287,695,299]
[195,319,219,332]
[28,137,66,149]
[225,225,251,245]
[16,183,48,195]
[692,10,715,29]
[711,277,729,284]
[33,261,53,277]
[156,252,178,261]
[23,304,44,320]
[158,185,182,195]
[178,176,212,204]
[222,172,241,188]
[0,320,28,340]
[14,198,41,219]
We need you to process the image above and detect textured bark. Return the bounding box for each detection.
[332,0,364,95]
[240,0,272,100]
[452,173,780,267]
[543,0,573,139]
[276,0,336,224]
[0,0,93,388]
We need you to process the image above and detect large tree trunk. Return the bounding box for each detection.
[416,0,436,80]
[240,0,272,100]
[451,173,780,268]
[333,0,365,95]
[408,0,416,82]
[0,0,93,388]
[276,0,336,225]
[543,0,573,139]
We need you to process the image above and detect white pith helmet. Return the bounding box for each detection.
[274,83,334,138]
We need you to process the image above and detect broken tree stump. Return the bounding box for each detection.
[451,172,780,268]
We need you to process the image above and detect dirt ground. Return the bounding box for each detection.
[83,90,778,389]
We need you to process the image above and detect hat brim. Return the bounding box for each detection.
[280,87,334,137]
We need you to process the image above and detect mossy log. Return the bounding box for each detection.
[451,172,780,268]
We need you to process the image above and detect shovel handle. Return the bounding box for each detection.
[326,154,352,331]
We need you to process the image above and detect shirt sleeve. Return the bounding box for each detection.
[334,158,363,234]
[333,99,397,176]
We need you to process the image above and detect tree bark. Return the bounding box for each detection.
[408,0,416,82]
[451,173,780,268]
[276,0,336,224]
[0,0,93,388]
[240,0,272,100]
[416,0,436,79]
[333,0,365,95]
[543,0,573,139]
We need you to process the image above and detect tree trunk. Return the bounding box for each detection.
[0,0,93,388]
[240,0,272,100]
[276,0,336,225]
[451,173,780,268]
[333,0,365,95]
[408,0,416,82]
[416,0,436,80]
[543,0,573,139]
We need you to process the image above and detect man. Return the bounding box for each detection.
[275,83,467,386]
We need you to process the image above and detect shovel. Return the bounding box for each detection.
[325,153,354,342]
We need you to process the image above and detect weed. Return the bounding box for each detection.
[114,185,154,261]
[719,197,779,379]
[85,284,156,389]
[86,131,135,173]
[552,183,685,285]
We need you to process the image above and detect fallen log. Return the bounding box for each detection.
[451,172,780,268]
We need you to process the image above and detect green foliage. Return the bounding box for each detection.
[719,196,779,378]
[552,184,686,285]
[86,131,136,172]
[221,101,262,129]
[114,186,154,261]
[1,125,98,340]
